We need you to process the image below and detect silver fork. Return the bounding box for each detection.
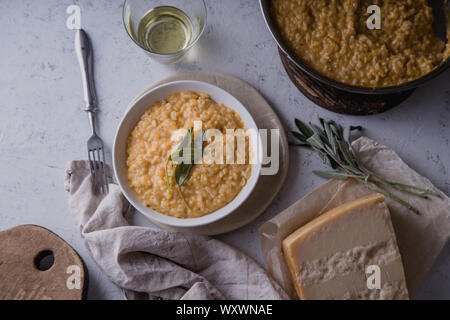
[75,29,108,194]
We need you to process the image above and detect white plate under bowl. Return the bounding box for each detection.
[113,80,263,228]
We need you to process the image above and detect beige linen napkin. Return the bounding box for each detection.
[260,136,450,299]
[64,161,286,300]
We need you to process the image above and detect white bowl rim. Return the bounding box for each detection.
[113,80,263,228]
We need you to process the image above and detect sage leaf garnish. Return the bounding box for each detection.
[170,128,193,164]
[291,117,440,215]
[166,127,204,212]
[174,162,193,185]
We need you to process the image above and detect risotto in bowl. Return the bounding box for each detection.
[113,81,262,228]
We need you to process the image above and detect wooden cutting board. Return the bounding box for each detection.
[0,225,88,300]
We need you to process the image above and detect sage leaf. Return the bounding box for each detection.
[330,122,343,138]
[306,133,325,150]
[174,163,193,185]
[323,120,337,154]
[295,118,313,138]
[165,128,206,212]
[291,117,438,215]
[171,128,193,164]
[292,131,307,142]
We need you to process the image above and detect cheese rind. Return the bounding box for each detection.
[282,194,409,300]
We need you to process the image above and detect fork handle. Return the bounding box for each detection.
[75,29,97,113]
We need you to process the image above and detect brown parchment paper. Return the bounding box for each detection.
[259,136,450,299]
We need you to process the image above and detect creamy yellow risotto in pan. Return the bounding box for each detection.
[126,91,252,218]
[271,0,450,88]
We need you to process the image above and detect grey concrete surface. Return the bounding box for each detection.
[0,0,448,299]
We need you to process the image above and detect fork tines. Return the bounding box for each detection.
[88,147,109,194]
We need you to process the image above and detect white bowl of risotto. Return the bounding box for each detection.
[113,80,262,228]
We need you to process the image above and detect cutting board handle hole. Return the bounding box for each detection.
[34,250,54,271]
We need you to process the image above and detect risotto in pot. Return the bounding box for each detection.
[271,0,450,88]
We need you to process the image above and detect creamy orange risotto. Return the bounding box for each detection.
[126,91,251,218]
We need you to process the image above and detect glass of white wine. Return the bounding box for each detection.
[123,0,207,64]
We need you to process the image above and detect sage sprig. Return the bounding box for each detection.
[291,117,440,215]
[165,127,204,211]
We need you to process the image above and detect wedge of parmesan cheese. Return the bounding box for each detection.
[282,193,409,300]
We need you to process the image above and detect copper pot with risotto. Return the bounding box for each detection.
[260,0,450,94]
